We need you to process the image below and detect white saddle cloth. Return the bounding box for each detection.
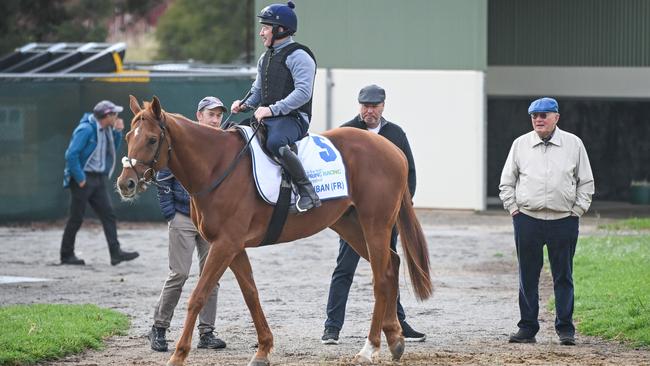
[236,125,348,205]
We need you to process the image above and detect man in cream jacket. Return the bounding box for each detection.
[499,97,594,346]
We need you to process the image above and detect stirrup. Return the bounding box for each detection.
[295,194,312,213]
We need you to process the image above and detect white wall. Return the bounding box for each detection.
[311,69,486,210]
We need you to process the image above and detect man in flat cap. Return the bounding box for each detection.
[61,100,139,266]
[321,84,425,344]
[499,97,594,346]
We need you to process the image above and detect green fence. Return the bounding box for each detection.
[0,75,254,222]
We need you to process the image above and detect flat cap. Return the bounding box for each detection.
[358,84,386,104]
[528,97,559,114]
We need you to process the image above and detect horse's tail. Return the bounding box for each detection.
[397,190,433,301]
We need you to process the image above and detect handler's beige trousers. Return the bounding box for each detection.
[153,213,219,335]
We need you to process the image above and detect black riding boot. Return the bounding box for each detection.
[278,145,321,213]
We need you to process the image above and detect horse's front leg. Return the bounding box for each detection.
[167,241,239,366]
[229,250,273,366]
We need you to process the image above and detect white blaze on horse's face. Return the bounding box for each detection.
[134,126,140,137]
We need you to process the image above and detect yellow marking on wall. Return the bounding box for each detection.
[94,52,150,83]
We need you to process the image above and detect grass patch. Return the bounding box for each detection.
[599,217,650,231]
[0,304,129,365]
[573,234,650,347]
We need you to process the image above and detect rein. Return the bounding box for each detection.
[192,121,262,197]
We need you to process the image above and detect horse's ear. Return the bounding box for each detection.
[151,96,162,120]
[129,95,141,115]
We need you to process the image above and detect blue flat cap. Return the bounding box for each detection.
[528,97,559,114]
[358,84,386,104]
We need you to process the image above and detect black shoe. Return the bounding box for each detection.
[321,327,340,345]
[110,249,139,266]
[61,254,85,265]
[197,332,226,349]
[400,320,426,342]
[149,326,168,352]
[508,329,536,343]
[559,333,576,346]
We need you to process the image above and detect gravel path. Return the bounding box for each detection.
[1,210,648,365]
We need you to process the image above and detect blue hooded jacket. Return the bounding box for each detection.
[63,113,122,188]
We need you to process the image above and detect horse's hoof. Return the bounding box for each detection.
[389,338,405,361]
[248,357,270,366]
[352,354,373,365]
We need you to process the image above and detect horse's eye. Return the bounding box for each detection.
[148,137,157,145]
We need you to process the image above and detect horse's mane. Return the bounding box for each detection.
[168,112,196,124]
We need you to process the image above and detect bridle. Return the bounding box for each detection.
[121,112,172,193]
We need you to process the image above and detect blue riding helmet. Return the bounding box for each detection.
[258,1,298,34]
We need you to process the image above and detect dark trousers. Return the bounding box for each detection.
[60,173,120,258]
[324,227,406,331]
[513,213,579,336]
[264,115,308,157]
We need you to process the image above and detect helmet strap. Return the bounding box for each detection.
[269,24,292,48]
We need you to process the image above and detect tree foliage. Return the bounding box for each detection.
[155,0,252,64]
[0,0,157,56]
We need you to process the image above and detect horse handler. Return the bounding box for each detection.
[231,1,320,213]
[148,97,228,352]
[60,100,139,266]
[499,97,594,345]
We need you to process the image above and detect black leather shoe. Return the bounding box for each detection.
[400,320,426,342]
[149,326,168,352]
[508,329,536,343]
[197,332,226,349]
[559,333,576,346]
[61,255,85,265]
[321,327,340,345]
[110,249,139,266]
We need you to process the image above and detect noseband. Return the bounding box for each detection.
[122,113,172,193]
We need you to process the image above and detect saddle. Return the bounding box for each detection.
[234,123,348,245]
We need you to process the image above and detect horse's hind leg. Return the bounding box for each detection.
[384,250,404,360]
[167,242,239,366]
[331,211,398,364]
[229,250,273,366]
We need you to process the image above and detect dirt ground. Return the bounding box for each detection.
[1,210,649,365]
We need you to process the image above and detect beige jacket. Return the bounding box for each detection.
[499,127,595,220]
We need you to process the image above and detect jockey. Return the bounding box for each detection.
[231,1,321,213]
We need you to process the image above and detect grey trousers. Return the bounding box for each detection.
[153,213,219,334]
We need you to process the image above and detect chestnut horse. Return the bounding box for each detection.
[117,96,432,366]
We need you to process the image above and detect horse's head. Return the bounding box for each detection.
[117,95,171,200]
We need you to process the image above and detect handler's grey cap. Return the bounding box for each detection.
[93,100,123,117]
[197,96,227,112]
[358,84,386,104]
